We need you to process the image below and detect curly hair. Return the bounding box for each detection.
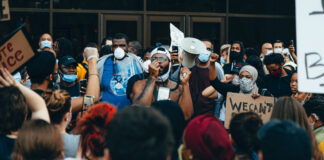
[42,90,71,124]
[77,103,117,158]
[263,53,284,66]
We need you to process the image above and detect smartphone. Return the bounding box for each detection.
[157,87,170,101]
[172,46,179,52]
[82,95,94,113]
[80,79,87,89]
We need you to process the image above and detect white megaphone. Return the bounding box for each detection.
[180,37,206,68]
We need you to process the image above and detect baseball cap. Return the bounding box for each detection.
[27,51,56,79]
[58,56,77,66]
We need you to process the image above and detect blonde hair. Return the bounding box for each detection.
[42,90,71,124]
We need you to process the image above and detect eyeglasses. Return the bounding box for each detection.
[151,56,167,62]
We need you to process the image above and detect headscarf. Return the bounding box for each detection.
[150,47,171,82]
[239,65,259,94]
[184,113,235,160]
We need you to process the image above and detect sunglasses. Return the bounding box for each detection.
[151,56,167,62]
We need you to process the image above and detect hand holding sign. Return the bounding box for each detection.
[0,68,17,88]
[224,92,274,129]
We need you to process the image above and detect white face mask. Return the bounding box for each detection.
[274,48,283,54]
[143,60,151,73]
[231,74,240,86]
[239,77,254,93]
[114,47,126,60]
[41,40,52,49]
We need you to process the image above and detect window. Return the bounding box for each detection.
[0,12,49,49]
[53,13,98,58]
[229,17,296,50]
[148,0,225,12]
[9,0,50,8]
[229,0,295,15]
[53,0,143,10]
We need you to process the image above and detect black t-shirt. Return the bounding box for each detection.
[261,69,292,98]
[126,73,147,100]
[60,83,80,97]
[189,66,215,116]
[0,135,15,160]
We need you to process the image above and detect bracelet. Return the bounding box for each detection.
[87,55,98,61]
[89,73,99,77]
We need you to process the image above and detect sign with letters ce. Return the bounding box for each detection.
[296,0,324,93]
[0,28,35,73]
[224,92,274,129]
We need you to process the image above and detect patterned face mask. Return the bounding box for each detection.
[239,77,254,93]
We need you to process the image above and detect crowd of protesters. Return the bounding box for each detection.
[0,30,323,160]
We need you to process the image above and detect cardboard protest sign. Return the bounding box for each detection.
[0,28,35,73]
[224,92,275,129]
[169,23,184,57]
[296,0,324,93]
[0,0,10,21]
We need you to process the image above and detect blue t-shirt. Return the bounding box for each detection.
[102,56,142,110]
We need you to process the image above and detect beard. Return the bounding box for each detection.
[159,64,170,76]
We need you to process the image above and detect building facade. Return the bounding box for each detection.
[1,0,295,54]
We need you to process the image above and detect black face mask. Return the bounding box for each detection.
[230,51,241,62]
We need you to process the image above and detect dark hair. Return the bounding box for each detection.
[246,55,265,87]
[55,37,73,59]
[113,33,129,44]
[12,119,63,160]
[106,105,174,160]
[245,48,259,58]
[152,100,185,160]
[129,41,142,54]
[0,87,27,135]
[230,112,263,157]
[258,120,312,160]
[274,40,285,48]
[201,39,214,52]
[304,94,324,121]
[232,41,245,54]
[86,42,98,49]
[77,103,117,158]
[42,90,71,124]
[271,97,324,160]
[99,45,111,57]
[263,53,284,66]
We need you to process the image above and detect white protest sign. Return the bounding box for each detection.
[296,0,324,93]
[0,0,10,21]
[224,92,274,129]
[169,23,184,57]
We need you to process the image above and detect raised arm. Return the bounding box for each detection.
[178,67,194,120]
[72,48,100,113]
[0,68,50,123]
[132,61,159,105]
[209,53,218,81]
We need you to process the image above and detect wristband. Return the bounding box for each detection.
[87,55,98,61]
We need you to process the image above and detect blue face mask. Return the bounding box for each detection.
[220,57,226,64]
[62,74,77,83]
[41,40,52,49]
[198,52,211,63]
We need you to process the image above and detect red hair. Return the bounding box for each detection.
[77,103,117,158]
